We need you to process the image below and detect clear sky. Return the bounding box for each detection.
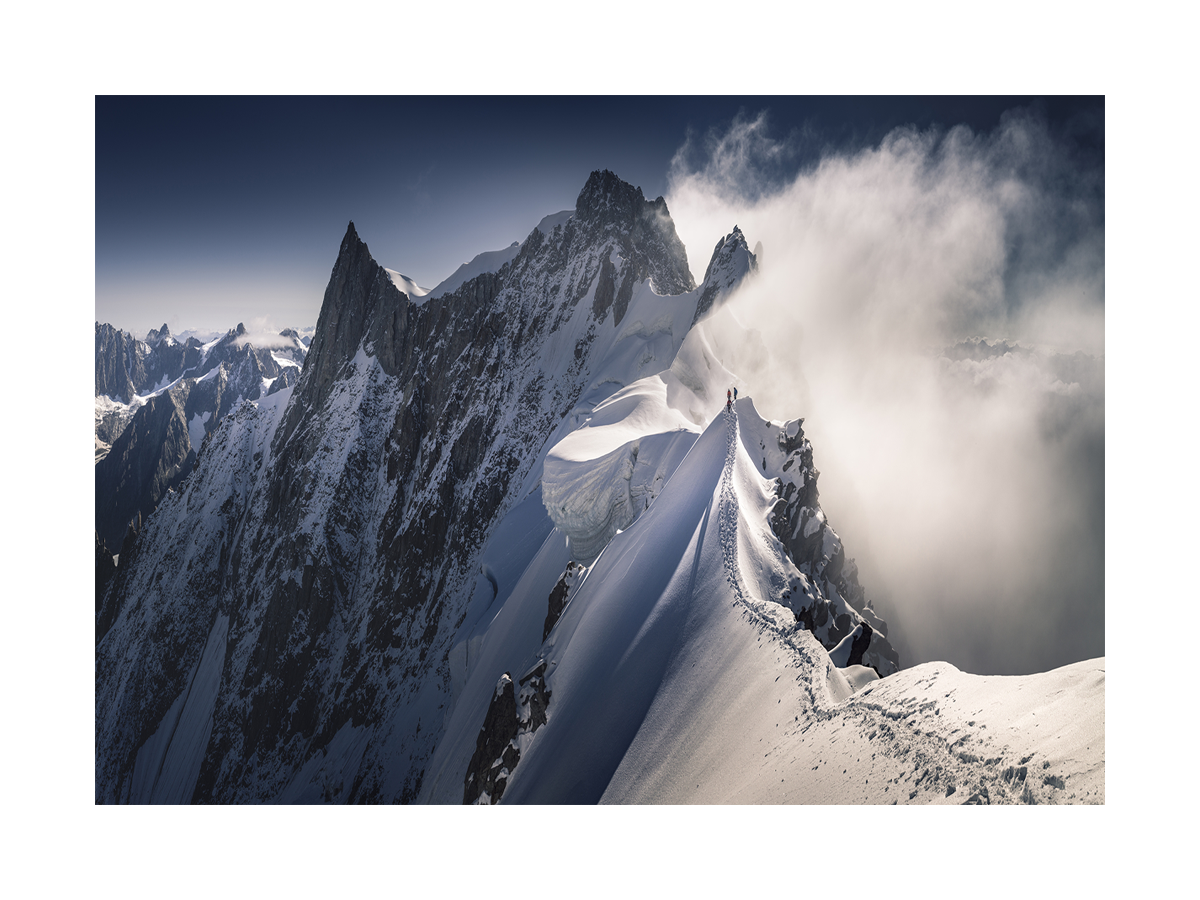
[95,96,1102,336]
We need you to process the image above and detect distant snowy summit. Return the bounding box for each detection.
[95,170,1102,805]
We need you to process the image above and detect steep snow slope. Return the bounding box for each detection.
[420,305,902,803]
[425,398,1102,804]
[598,402,1102,804]
[96,387,296,801]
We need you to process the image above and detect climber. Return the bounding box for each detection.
[734,386,738,402]
[726,389,732,410]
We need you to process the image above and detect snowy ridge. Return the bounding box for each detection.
[717,403,847,708]
[384,268,431,301]
[426,242,521,300]
[424,396,1102,804]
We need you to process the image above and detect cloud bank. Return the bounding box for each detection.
[668,110,1104,675]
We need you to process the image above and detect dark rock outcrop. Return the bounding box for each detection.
[768,418,900,677]
[462,662,552,804]
[543,561,584,641]
[462,674,519,804]
[95,322,143,404]
[95,532,117,622]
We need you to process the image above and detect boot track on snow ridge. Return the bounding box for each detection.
[716,402,1041,804]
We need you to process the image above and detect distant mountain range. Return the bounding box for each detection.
[94,321,308,557]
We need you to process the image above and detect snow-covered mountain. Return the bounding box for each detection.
[95,170,1103,804]
[94,321,309,559]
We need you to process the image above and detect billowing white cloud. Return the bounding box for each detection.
[668,110,1104,675]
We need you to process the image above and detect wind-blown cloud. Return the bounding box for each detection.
[668,109,1104,675]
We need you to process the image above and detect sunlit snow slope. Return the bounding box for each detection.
[424,397,1103,804]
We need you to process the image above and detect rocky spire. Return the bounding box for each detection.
[692,225,759,326]
[279,221,406,443]
[95,322,143,403]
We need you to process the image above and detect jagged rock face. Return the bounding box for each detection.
[96,171,699,803]
[463,675,519,804]
[569,169,695,325]
[766,418,900,677]
[94,391,196,553]
[95,322,207,404]
[94,320,302,460]
[93,342,282,557]
[95,403,132,462]
[96,513,141,646]
[95,532,117,621]
[266,366,299,396]
[692,225,758,326]
[95,320,301,403]
[95,319,307,551]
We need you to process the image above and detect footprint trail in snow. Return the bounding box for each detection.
[714,402,1083,804]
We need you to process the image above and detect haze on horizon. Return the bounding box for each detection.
[95,96,1103,676]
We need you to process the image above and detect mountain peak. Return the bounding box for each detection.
[692,227,759,326]
[574,169,676,230]
[568,170,694,301]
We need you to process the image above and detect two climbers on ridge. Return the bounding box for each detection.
[726,386,738,411]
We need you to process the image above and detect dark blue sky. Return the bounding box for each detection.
[96,96,1102,335]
